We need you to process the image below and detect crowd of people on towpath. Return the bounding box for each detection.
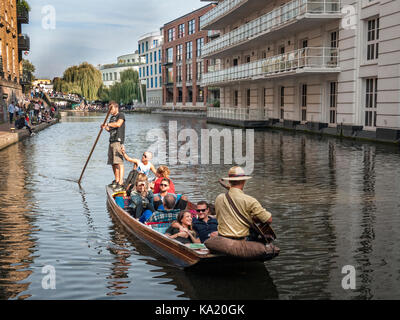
[102,101,278,260]
[6,92,57,136]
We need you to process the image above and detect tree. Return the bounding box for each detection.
[21,59,36,93]
[54,62,103,100]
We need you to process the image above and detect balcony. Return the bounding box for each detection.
[0,57,4,78]
[18,34,30,51]
[200,0,267,30]
[208,106,268,121]
[202,47,340,86]
[17,6,29,24]
[202,0,342,59]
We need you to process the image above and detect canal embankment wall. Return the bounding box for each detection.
[207,117,400,146]
[0,119,59,151]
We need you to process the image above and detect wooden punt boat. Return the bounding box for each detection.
[106,186,229,269]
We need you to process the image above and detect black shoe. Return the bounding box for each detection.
[108,180,117,188]
[113,184,125,192]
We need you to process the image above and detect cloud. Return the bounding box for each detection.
[24,0,207,78]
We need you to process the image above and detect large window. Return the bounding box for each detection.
[176,44,183,62]
[365,78,378,128]
[196,61,203,81]
[168,28,175,42]
[177,65,182,82]
[196,38,204,57]
[280,86,285,120]
[186,41,193,60]
[367,17,379,61]
[329,82,338,124]
[186,63,192,82]
[188,19,195,35]
[178,23,185,38]
[166,47,173,63]
[167,67,174,84]
[301,84,307,122]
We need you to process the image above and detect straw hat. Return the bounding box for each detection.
[222,166,252,181]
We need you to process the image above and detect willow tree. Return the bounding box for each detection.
[104,69,145,104]
[55,62,103,100]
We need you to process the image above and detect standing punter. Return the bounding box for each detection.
[102,101,125,192]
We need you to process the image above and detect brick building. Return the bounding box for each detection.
[0,0,30,124]
[162,3,215,109]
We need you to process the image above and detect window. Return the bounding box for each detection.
[246,89,251,107]
[150,65,153,76]
[365,78,378,127]
[186,63,192,81]
[178,23,185,38]
[367,18,379,61]
[302,39,308,49]
[196,38,204,57]
[146,66,149,77]
[176,44,183,62]
[154,51,157,62]
[146,41,148,52]
[155,64,157,75]
[168,28,175,42]
[188,19,195,35]
[155,77,158,88]
[330,31,338,48]
[196,61,203,81]
[177,65,182,82]
[234,90,239,107]
[329,82,338,124]
[166,47,173,63]
[186,41,193,60]
[280,86,285,120]
[301,84,307,122]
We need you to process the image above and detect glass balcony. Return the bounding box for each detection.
[202,0,341,58]
[200,0,246,30]
[202,47,339,86]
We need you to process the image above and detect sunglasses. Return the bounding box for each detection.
[160,184,169,187]
[196,208,207,213]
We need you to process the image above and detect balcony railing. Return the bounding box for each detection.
[202,0,341,58]
[202,47,339,86]
[18,34,30,51]
[200,0,246,30]
[208,106,268,121]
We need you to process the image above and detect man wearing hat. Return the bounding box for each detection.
[214,166,272,241]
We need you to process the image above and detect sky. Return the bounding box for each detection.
[24,0,209,79]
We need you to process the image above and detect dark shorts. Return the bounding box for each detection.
[108,142,124,165]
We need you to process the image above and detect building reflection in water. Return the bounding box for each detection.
[0,143,37,300]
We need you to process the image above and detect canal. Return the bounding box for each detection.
[1,112,400,300]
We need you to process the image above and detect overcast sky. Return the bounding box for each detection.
[24,0,208,79]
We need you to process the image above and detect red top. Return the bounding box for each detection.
[153,177,175,194]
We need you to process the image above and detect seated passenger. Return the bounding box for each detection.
[153,165,175,194]
[142,193,180,224]
[192,201,218,243]
[153,178,188,211]
[121,148,157,180]
[129,175,154,220]
[165,211,200,244]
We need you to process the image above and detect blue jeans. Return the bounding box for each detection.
[130,191,154,219]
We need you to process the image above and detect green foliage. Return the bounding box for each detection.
[103,69,145,104]
[54,62,103,100]
[17,0,31,12]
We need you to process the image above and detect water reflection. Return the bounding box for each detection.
[0,142,37,300]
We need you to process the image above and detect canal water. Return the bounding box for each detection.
[1,112,400,300]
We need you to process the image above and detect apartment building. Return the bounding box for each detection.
[99,51,143,88]
[201,0,400,142]
[138,30,163,107]
[0,0,29,123]
[162,4,215,109]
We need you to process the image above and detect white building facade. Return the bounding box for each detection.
[99,51,144,88]
[138,31,163,107]
[201,0,400,141]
